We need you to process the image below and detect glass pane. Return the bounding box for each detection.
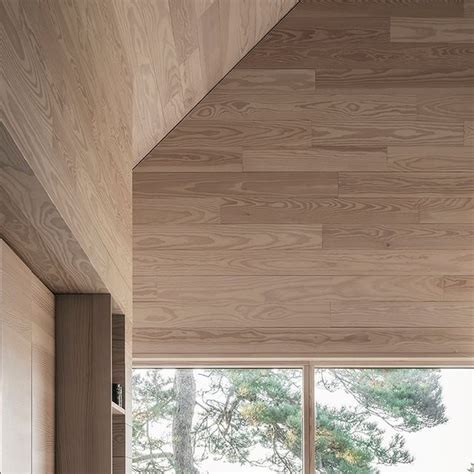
[314,368,473,473]
[133,368,303,473]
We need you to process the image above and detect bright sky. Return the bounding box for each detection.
[380,369,474,473]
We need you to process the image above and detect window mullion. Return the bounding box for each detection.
[303,363,315,474]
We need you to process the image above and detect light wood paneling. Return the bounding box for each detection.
[322,224,474,249]
[1,0,295,318]
[243,147,388,172]
[134,172,337,198]
[55,294,112,473]
[315,66,474,88]
[133,0,474,361]
[391,18,474,43]
[387,146,473,171]
[134,224,322,250]
[134,250,473,276]
[0,239,55,473]
[133,327,473,358]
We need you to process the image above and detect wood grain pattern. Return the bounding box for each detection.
[134,147,243,173]
[220,197,450,224]
[465,120,474,145]
[0,123,129,315]
[391,18,474,43]
[134,300,331,329]
[133,327,473,358]
[56,294,112,474]
[133,0,473,361]
[312,121,464,145]
[323,224,474,249]
[315,67,474,88]
[239,41,474,69]
[387,146,473,171]
[416,88,474,120]
[1,0,294,376]
[243,147,388,171]
[134,250,473,276]
[339,172,474,196]
[134,224,322,250]
[190,93,416,121]
[296,0,464,18]
[218,69,316,93]
[135,275,445,303]
[161,120,312,148]
[134,172,338,198]
[0,240,55,473]
[331,302,474,327]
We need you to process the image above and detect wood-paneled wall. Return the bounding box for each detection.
[0,239,54,472]
[133,0,474,361]
[1,0,295,317]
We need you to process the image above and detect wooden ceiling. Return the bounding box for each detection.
[126,0,298,164]
[133,0,474,361]
[1,0,294,316]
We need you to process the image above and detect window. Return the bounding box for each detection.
[132,366,473,473]
[314,368,473,473]
[133,368,303,473]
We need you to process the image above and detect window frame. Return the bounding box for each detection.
[133,358,473,474]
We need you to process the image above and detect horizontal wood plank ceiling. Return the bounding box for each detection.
[133,0,474,361]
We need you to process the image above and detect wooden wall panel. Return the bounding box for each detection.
[0,239,55,472]
[1,0,295,317]
[133,0,474,361]
[55,294,112,473]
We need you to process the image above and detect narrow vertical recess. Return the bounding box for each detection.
[303,363,315,474]
[55,294,112,473]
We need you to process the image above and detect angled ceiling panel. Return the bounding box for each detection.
[130,0,299,165]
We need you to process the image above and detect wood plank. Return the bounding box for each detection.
[339,172,474,196]
[189,93,416,121]
[55,295,112,473]
[133,327,473,357]
[134,147,243,172]
[133,198,222,225]
[387,146,473,171]
[466,0,474,17]
[323,224,474,249]
[32,324,54,473]
[134,275,445,303]
[133,250,473,276]
[134,224,322,250]
[294,0,464,18]
[218,69,316,93]
[312,121,464,146]
[442,275,474,301]
[1,241,33,473]
[134,301,331,328]
[243,147,388,171]
[269,16,390,46]
[2,324,32,473]
[419,197,474,223]
[31,276,54,474]
[0,124,129,313]
[134,172,338,198]
[315,67,474,88]
[391,18,474,43]
[416,89,474,121]
[239,41,474,69]
[465,120,474,145]
[161,120,312,148]
[220,196,422,224]
[331,302,474,327]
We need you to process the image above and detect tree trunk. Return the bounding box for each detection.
[172,369,199,474]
